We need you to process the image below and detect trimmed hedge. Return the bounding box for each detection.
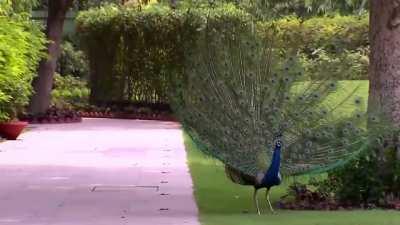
[0,16,46,121]
[77,3,251,106]
[77,4,369,106]
[263,15,368,52]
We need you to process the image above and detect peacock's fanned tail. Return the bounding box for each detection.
[169,16,389,178]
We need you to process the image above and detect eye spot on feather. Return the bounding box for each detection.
[370,115,379,122]
[354,97,362,105]
[283,77,291,83]
[312,93,320,99]
[328,82,337,89]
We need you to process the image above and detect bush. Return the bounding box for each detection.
[58,41,89,78]
[262,15,369,53]
[0,16,45,121]
[317,147,400,207]
[263,15,369,80]
[77,5,369,108]
[300,47,369,80]
[51,74,89,109]
[77,3,251,106]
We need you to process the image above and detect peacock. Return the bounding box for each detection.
[169,10,387,214]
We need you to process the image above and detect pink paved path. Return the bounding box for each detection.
[0,118,200,225]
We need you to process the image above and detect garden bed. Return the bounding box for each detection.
[78,111,177,122]
[20,107,82,124]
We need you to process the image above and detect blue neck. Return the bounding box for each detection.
[263,144,282,182]
[264,143,281,178]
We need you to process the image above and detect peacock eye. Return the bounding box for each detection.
[354,97,362,105]
[328,82,337,89]
[312,93,320,99]
[283,77,291,83]
[342,139,350,146]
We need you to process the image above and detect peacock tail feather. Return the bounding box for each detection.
[169,12,389,179]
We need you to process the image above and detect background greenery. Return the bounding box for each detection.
[0,15,45,121]
[77,3,369,109]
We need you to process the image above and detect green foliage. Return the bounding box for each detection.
[0,0,39,15]
[78,3,369,107]
[317,145,400,206]
[77,3,250,105]
[243,0,368,18]
[0,16,46,121]
[58,41,89,78]
[263,15,369,52]
[300,48,369,80]
[51,74,90,109]
[262,15,369,80]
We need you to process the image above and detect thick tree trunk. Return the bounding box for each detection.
[28,0,73,114]
[369,1,400,161]
[369,0,400,124]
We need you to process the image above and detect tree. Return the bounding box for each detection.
[27,0,142,114]
[368,1,400,126]
[28,0,74,114]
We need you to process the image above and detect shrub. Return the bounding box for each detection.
[77,3,250,106]
[51,74,89,109]
[77,4,369,107]
[0,16,45,121]
[262,15,369,52]
[317,146,400,207]
[300,47,369,80]
[58,41,89,78]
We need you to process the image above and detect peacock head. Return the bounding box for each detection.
[274,134,283,149]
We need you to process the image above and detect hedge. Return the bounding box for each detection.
[77,4,369,106]
[77,3,252,106]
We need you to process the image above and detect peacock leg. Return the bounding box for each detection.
[253,188,261,215]
[266,188,275,213]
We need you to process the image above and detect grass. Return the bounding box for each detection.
[185,135,400,225]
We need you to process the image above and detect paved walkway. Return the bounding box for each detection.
[0,118,200,225]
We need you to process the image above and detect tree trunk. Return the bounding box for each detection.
[369,0,400,124]
[28,0,73,114]
[369,1,400,161]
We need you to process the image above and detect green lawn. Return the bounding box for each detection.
[185,135,400,225]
